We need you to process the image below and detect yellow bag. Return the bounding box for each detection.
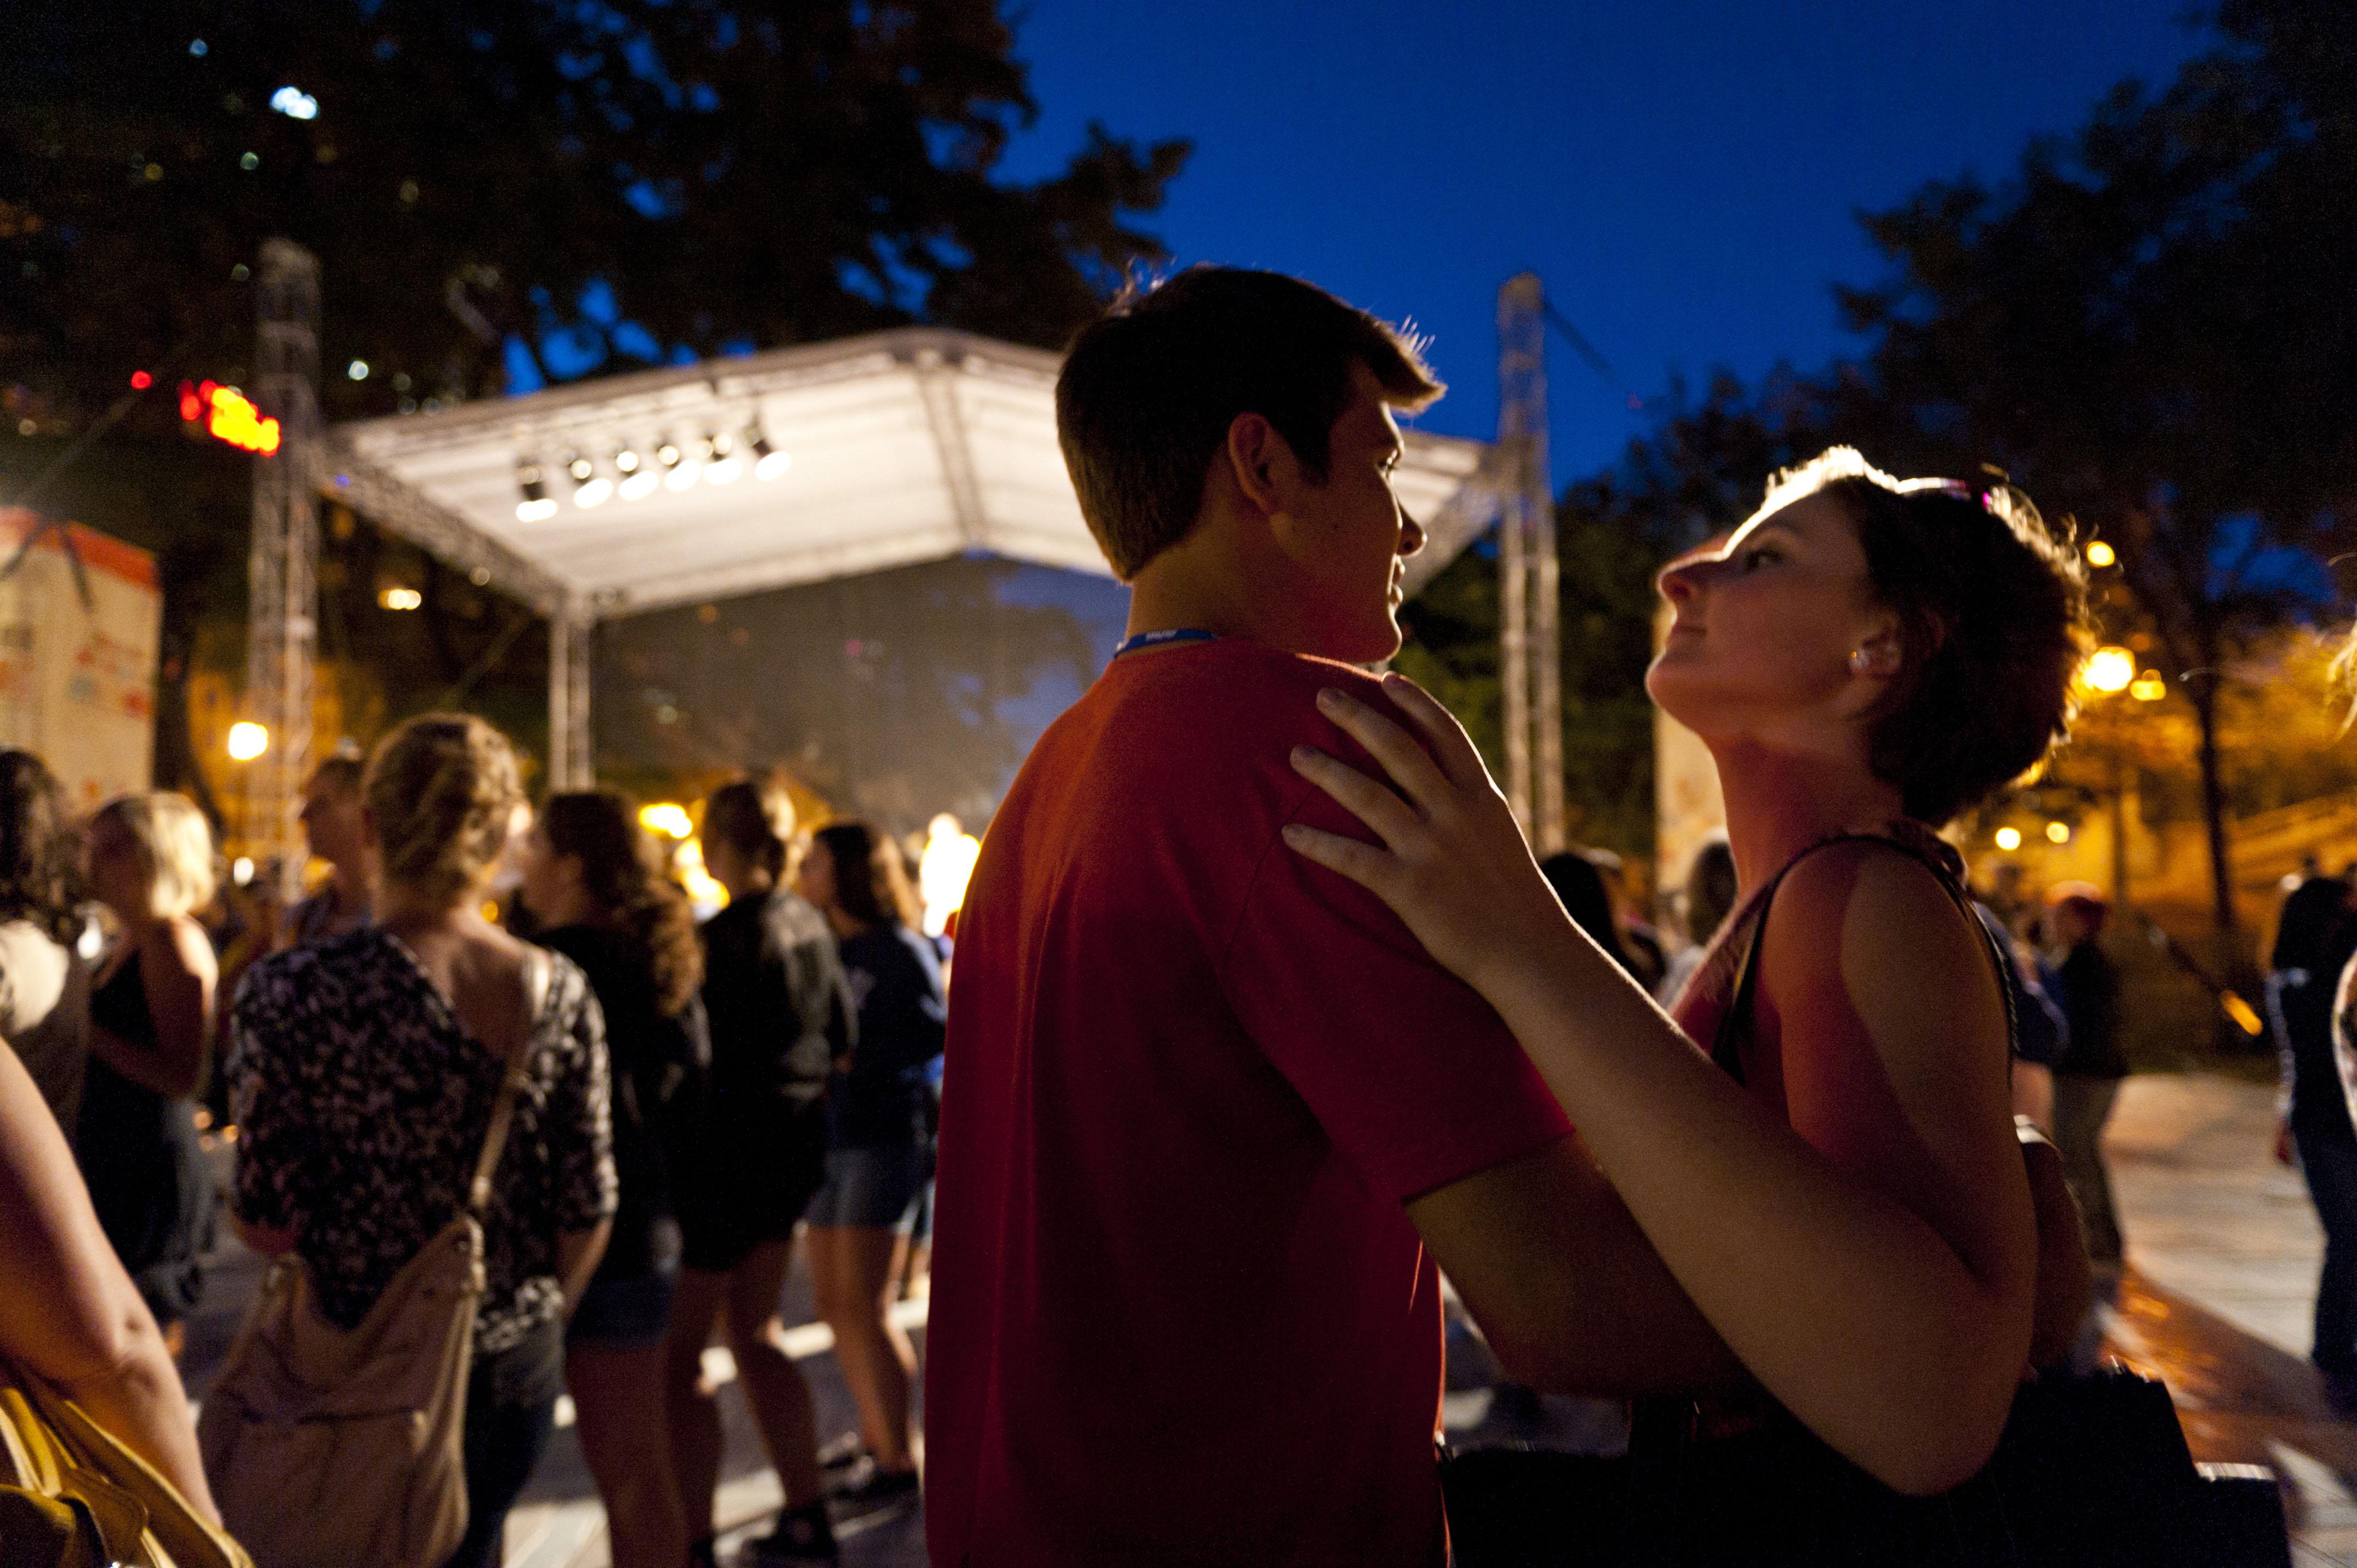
[0,1364,252,1568]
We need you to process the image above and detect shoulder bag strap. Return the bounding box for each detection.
[466,948,549,1219]
[1712,831,2017,1085]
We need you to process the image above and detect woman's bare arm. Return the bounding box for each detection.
[1285,676,2036,1494]
[556,1224,612,1314]
[86,917,215,1099]
[0,1037,220,1523]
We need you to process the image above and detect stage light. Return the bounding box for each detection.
[270,86,318,120]
[515,460,558,522]
[750,427,791,480]
[2045,821,2070,844]
[347,360,369,380]
[663,438,702,492]
[704,430,743,484]
[1993,826,2022,852]
[568,454,612,508]
[227,722,270,761]
[2085,540,2115,568]
[617,444,659,500]
[2131,671,2167,701]
[378,586,422,611]
[129,370,153,390]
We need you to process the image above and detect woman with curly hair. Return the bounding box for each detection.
[516,789,708,1568]
[1285,450,2093,1552]
[226,714,616,1568]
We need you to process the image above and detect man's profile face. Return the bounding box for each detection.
[299,776,366,864]
[1288,361,1426,664]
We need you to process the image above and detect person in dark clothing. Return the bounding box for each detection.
[78,792,219,1353]
[798,821,946,1512]
[2271,872,2357,1391]
[2044,882,2127,1272]
[665,780,856,1568]
[518,790,709,1568]
[1539,851,1641,980]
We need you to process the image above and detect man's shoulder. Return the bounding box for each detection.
[1075,641,1388,759]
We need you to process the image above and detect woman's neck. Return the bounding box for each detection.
[1709,737,1908,895]
[328,857,371,910]
[375,883,482,942]
[722,869,775,905]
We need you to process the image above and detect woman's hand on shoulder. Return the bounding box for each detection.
[1280,673,1579,999]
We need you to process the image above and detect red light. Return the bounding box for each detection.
[178,381,201,423]
[129,370,153,391]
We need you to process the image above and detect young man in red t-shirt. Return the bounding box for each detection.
[926,267,1730,1567]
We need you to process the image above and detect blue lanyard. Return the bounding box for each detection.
[1113,628,1220,659]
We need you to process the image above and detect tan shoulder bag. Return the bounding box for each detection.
[198,950,549,1568]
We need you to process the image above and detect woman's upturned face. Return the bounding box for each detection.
[1645,489,1891,744]
[796,839,838,914]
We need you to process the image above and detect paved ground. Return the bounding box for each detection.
[181,1071,2347,1565]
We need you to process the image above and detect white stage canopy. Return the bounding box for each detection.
[316,325,1498,783]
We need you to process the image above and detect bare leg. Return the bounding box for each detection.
[722,1240,826,1509]
[810,1224,916,1472]
[568,1340,689,1568]
[663,1268,730,1543]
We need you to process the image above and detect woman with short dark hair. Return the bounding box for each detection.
[1286,449,2090,1523]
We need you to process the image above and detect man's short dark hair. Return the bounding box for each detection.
[1055,266,1444,580]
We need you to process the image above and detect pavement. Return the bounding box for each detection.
[178,1071,2349,1565]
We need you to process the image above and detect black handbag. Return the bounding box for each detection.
[1439,833,2292,1567]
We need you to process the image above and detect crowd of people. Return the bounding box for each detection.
[0,261,2331,1567]
[0,723,945,1567]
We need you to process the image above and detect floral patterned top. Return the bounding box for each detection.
[226,927,618,1354]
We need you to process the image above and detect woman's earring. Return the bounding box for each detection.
[1849,647,1874,674]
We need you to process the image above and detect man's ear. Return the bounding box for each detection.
[1223,411,1303,525]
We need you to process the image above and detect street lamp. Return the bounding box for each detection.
[2082,646,2135,694]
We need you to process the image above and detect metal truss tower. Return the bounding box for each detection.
[1496,274,1565,855]
[248,240,321,904]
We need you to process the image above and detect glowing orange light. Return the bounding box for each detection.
[181,379,281,455]
[129,370,153,390]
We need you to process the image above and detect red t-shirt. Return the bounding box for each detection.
[926,638,1572,1568]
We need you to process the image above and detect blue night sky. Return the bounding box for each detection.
[993,0,2214,485]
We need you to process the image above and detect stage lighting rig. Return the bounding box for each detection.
[569,453,613,508]
[750,427,792,480]
[617,444,659,500]
[705,431,743,484]
[515,460,559,522]
[664,437,704,492]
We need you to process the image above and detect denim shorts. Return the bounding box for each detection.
[804,1144,929,1231]
[565,1264,678,1352]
